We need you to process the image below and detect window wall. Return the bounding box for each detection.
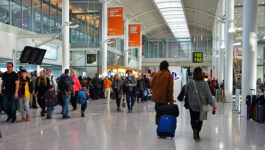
[0,0,101,48]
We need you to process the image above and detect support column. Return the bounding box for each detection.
[124,20,129,67]
[62,0,70,71]
[101,2,108,77]
[224,0,234,103]
[241,0,258,116]
[137,33,142,70]
[218,0,225,83]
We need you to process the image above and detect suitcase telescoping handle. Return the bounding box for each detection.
[250,89,256,96]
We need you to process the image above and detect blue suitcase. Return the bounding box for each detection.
[157,115,177,138]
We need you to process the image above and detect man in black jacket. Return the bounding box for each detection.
[137,76,146,103]
[92,74,100,100]
[124,70,137,113]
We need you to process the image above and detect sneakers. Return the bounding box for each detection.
[63,116,70,119]
[106,102,109,104]
[117,108,121,112]
[193,130,200,142]
[26,115,30,121]
[20,118,25,122]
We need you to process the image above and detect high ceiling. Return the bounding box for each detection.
[108,0,218,39]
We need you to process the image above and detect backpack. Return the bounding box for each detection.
[58,76,73,92]
[78,89,87,104]
[44,90,57,107]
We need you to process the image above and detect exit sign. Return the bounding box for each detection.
[192,52,203,63]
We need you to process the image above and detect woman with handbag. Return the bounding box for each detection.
[186,67,216,142]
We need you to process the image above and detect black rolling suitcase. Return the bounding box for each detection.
[256,105,265,123]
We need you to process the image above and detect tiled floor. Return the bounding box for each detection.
[0,100,264,150]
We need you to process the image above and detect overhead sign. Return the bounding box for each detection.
[87,54,96,64]
[129,24,141,47]
[108,7,123,36]
[192,52,203,63]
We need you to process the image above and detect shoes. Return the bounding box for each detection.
[128,108,132,113]
[46,114,52,119]
[63,116,70,119]
[11,119,16,123]
[26,115,30,121]
[20,118,25,122]
[193,130,200,142]
[81,112,85,117]
[106,102,109,104]
[122,103,126,107]
[117,108,121,112]
[6,117,11,122]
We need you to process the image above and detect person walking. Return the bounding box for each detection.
[137,76,146,103]
[35,70,50,117]
[124,70,137,113]
[0,71,3,114]
[18,70,32,122]
[1,62,19,123]
[70,71,81,110]
[151,61,174,125]
[92,74,100,100]
[103,77,112,104]
[111,74,123,111]
[58,69,74,119]
[30,71,38,109]
[185,67,216,142]
[143,75,150,101]
[46,69,58,94]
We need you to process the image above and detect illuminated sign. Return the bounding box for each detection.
[87,54,96,64]
[192,52,203,63]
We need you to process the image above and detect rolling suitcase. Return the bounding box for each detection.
[256,105,265,123]
[157,115,177,139]
[246,89,257,120]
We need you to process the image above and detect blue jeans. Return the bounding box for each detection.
[62,92,71,117]
[126,92,135,110]
[3,94,17,121]
[47,107,54,114]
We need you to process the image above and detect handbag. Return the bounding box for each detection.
[193,80,209,120]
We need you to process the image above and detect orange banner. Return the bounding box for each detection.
[108,7,123,36]
[129,24,141,47]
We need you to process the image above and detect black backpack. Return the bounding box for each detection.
[58,76,73,92]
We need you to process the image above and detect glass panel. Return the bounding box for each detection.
[33,0,41,33]
[0,0,9,24]
[42,1,50,34]
[22,0,31,31]
[12,0,22,28]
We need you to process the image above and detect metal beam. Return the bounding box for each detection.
[185,7,215,18]
[128,9,158,21]
[16,34,59,39]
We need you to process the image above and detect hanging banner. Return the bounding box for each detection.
[129,24,141,47]
[108,7,123,36]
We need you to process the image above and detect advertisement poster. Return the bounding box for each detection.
[129,24,141,47]
[108,7,123,36]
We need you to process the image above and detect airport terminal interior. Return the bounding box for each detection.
[0,0,265,150]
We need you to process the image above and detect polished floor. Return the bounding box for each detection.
[0,99,264,150]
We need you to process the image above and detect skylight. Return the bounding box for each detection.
[154,0,190,38]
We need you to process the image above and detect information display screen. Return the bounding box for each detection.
[192,52,203,63]
[87,54,97,64]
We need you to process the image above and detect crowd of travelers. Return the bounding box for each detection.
[0,62,151,127]
[0,60,217,142]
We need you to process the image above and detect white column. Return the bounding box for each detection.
[62,0,70,71]
[241,0,258,117]
[137,33,142,70]
[218,0,225,83]
[101,2,108,77]
[224,0,234,103]
[124,20,129,67]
